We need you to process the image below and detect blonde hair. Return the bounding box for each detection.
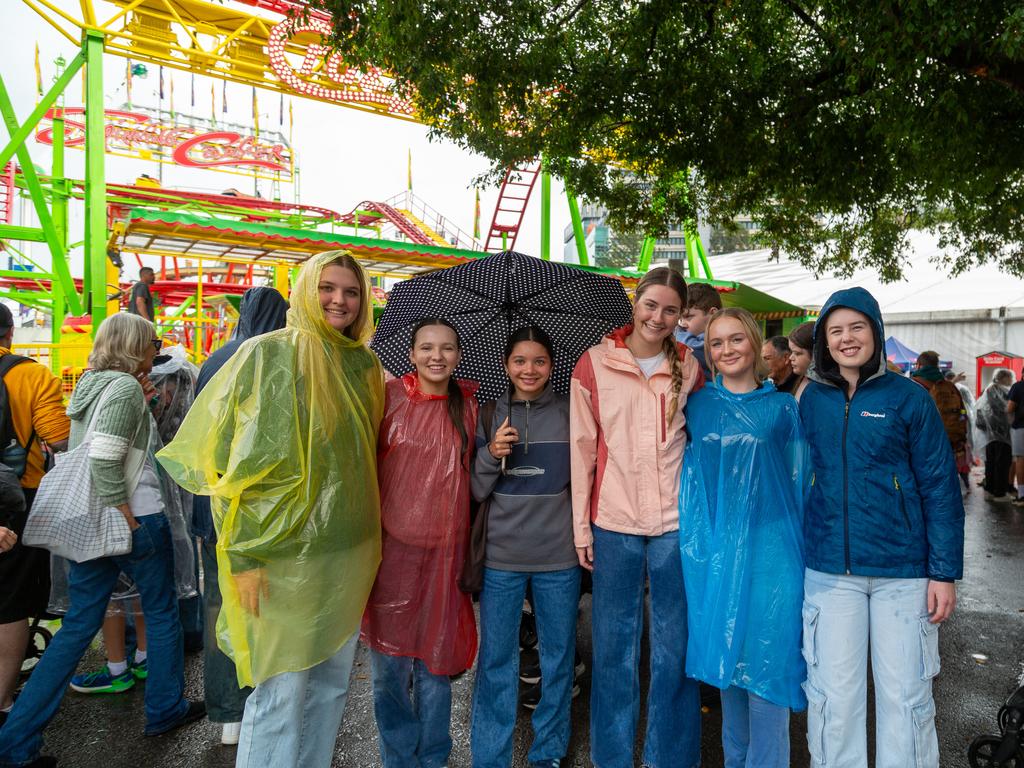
[634,267,687,420]
[704,307,770,384]
[88,313,156,373]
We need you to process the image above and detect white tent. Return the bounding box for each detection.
[706,231,1024,392]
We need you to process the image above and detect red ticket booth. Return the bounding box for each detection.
[976,351,1024,396]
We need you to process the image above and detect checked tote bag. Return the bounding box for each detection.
[24,380,146,563]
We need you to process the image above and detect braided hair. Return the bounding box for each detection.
[634,267,688,421]
[409,317,470,455]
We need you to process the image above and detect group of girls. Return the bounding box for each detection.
[155,250,963,768]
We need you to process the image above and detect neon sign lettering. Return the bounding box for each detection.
[267,17,415,117]
[36,109,291,175]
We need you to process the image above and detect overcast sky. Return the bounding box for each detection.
[6,0,573,277]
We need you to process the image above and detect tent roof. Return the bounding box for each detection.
[885,335,919,364]
[707,231,1024,313]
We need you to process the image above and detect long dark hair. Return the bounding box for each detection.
[410,317,469,455]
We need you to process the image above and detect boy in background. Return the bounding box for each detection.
[674,282,721,380]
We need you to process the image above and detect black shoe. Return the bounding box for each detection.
[519,651,585,686]
[23,758,57,767]
[519,649,541,684]
[144,700,206,737]
[520,680,580,710]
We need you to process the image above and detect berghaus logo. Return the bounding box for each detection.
[860,410,886,418]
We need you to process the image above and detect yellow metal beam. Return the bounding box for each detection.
[24,0,422,123]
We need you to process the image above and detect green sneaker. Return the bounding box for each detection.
[69,665,135,694]
[131,658,148,681]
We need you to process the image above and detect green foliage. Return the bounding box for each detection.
[309,0,1024,279]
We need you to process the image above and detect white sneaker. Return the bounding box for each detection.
[221,721,242,746]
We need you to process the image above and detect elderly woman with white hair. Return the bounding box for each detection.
[0,313,204,768]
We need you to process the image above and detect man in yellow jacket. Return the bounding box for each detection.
[0,304,69,726]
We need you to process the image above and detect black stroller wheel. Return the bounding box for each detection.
[998,705,1022,734]
[969,734,1022,767]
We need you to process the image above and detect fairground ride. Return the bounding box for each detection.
[1,0,807,383]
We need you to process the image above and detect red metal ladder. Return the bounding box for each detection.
[484,161,541,253]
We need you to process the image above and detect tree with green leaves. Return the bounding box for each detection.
[309,1,1024,279]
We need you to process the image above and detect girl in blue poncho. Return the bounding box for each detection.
[678,308,809,768]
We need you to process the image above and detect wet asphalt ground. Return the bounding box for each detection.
[21,467,1024,767]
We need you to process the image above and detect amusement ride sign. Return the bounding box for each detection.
[36,107,294,182]
[266,16,416,118]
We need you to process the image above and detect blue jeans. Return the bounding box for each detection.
[201,538,252,722]
[720,686,790,768]
[590,526,700,768]
[802,569,940,768]
[371,649,452,768]
[235,633,358,768]
[0,514,186,767]
[471,566,581,768]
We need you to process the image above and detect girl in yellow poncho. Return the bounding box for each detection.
[157,250,384,768]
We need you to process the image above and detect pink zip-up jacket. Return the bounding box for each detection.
[570,325,704,547]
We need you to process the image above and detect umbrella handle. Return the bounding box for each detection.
[501,455,507,475]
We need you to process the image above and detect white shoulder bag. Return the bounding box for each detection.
[24,380,146,562]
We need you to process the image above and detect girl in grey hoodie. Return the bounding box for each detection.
[470,326,578,768]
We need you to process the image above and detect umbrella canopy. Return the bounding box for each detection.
[371,251,634,402]
[885,335,919,367]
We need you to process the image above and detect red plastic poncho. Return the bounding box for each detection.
[361,373,479,674]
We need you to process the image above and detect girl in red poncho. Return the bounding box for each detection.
[361,317,479,768]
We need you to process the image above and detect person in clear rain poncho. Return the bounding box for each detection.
[157,250,384,768]
[678,308,809,768]
[975,368,1015,499]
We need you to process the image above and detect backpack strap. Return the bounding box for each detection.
[0,354,34,456]
[480,400,497,438]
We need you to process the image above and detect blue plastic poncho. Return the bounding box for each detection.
[679,379,809,709]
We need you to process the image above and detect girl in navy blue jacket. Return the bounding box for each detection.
[799,287,964,768]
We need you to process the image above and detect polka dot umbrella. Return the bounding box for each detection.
[371,251,634,403]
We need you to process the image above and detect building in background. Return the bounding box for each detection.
[563,201,712,268]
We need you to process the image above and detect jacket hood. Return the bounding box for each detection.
[809,287,886,392]
[235,286,288,342]
[66,369,140,421]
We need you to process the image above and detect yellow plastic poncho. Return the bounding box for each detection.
[157,250,384,686]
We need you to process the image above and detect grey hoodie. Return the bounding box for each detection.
[471,385,576,572]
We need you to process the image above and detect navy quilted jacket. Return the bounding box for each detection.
[799,288,964,581]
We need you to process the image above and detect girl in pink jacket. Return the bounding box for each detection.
[570,267,704,768]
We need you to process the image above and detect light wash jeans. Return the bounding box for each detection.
[371,649,452,768]
[720,686,790,768]
[802,568,941,768]
[589,526,700,768]
[235,634,358,768]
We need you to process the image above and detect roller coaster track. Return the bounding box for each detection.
[339,201,436,246]
[484,162,541,253]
